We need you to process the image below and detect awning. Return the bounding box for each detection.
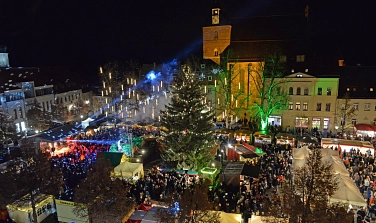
[355,124,375,131]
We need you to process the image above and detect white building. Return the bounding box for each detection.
[278,72,339,132]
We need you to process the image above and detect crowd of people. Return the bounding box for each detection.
[44,123,376,222]
[49,126,161,201]
[342,148,376,222]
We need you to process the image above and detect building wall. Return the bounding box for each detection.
[344,98,376,126]
[0,91,27,132]
[280,73,339,131]
[202,25,231,64]
[55,89,83,110]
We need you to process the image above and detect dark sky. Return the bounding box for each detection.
[1,0,375,74]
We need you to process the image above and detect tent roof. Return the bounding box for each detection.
[330,174,367,206]
[114,162,142,173]
[33,124,80,142]
[223,162,244,175]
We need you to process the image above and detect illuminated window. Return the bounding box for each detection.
[289,87,293,95]
[354,103,359,110]
[365,103,370,111]
[303,102,308,111]
[289,102,293,110]
[327,87,332,96]
[371,88,374,92]
[325,103,331,111]
[353,88,356,91]
[296,87,301,95]
[295,102,301,110]
[304,88,309,95]
[316,103,321,111]
[347,88,350,91]
[318,88,322,95]
[214,48,218,56]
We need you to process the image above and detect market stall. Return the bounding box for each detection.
[7,194,56,223]
[321,138,374,156]
[113,162,144,180]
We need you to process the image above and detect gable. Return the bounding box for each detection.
[285,72,316,78]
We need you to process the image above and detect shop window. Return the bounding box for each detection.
[316,103,321,111]
[295,117,308,128]
[304,88,309,95]
[323,118,330,130]
[312,118,321,129]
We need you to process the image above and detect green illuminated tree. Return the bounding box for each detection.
[160,63,216,171]
[248,53,289,131]
[335,93,357,134]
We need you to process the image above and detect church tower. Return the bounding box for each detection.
[212,8,220,25]
[202,6,231,64]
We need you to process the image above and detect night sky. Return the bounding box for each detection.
[1,0,375,76]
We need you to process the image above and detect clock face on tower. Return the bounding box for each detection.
[212,16,219,25]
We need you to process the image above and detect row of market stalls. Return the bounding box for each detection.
[354,124,376,137]
[321,138,374,156]
[293,146,367,207]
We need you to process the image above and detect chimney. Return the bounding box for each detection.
[338,60,345,67]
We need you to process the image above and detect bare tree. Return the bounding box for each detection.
[264,150,352,223]
[335,93,357,135]
[73,154,135,223]
[210,51,249,128]
[0,138,63,223]
[248,53,290,131]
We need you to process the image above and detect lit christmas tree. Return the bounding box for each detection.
[160,66,216,171]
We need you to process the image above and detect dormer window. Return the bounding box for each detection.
[296,55,305,62]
